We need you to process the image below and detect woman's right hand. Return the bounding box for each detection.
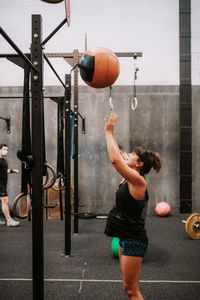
[104,113,119,134]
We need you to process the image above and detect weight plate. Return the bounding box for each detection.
[185,213,200,239]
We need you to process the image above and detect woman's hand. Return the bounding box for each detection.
[9,169,19,174]
[104,113,119,133]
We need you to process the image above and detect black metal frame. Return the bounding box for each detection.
[179,0,192,213]
[56,97,65,220]
[64,74,71,255]
[0,13,72,300]
[1,18,44,299]
[73,49,79,234]
[31,15,44,299]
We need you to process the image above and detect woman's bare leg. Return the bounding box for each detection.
[119,244,122,269]
[120,254,144,300]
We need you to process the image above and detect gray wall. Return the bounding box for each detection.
[0,88,23,206]
[0,85,183,216]
[78,85,179,215]
[192,86,200,212]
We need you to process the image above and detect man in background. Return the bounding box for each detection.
[0,144,20,227]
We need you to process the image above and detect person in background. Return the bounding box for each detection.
[0,144,20,227]
[104,113,162,300]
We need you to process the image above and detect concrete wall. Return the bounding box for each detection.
[0,88,23,208]
[0,85,180,215]
[192,86,200,212]
[78,85,179,215]
[1,84,200,214]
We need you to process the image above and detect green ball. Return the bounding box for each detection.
[111,237,120,257]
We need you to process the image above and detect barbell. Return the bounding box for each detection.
[182,213,200,239]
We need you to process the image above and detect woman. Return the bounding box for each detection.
[104,113,162,300]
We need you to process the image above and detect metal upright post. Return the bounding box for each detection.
[65,74,71,255]
[31,15,44,300]
[179,0,192,213]
[57,98,64,220]
[73,50,79,234]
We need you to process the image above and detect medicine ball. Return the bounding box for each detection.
[79,47,120,88]
[155,201,171,217]
[41,0,64,4]
[111,237,120,257]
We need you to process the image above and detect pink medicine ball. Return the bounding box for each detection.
[155,201,171,217]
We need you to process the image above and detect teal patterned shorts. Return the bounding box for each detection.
[119,239,148,257]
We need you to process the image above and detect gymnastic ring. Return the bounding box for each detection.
[12,193,31,219]
[52,175,65,191]
[109,97,113,111]
[131,97,138,111]
[43,163,57,190]
[43,166,49,187]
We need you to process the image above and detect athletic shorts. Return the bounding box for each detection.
[119,239,148,257]
[0,187,8,198]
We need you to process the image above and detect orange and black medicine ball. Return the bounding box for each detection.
[79,47,120,88]
[41,0,64,3]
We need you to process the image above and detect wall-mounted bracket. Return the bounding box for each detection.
[0,116,10,133]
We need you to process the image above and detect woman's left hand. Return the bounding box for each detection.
[104,113,119,133]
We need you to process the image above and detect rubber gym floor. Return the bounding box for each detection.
[0,214,199,300]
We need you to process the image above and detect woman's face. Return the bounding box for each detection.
[126,152,140,169]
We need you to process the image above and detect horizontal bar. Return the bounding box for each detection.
[0,27,38,73]
[2,52,142,60]
[0,54,29,58]
[46,53,76,58]
[46,52,143,58]
[0,95,64,99]
[115,52,142,57]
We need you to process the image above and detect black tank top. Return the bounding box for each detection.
[0,158,8,188]
[105,181,149,242]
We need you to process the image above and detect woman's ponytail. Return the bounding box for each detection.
[152,152,162,173]
[134,147,162,175]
